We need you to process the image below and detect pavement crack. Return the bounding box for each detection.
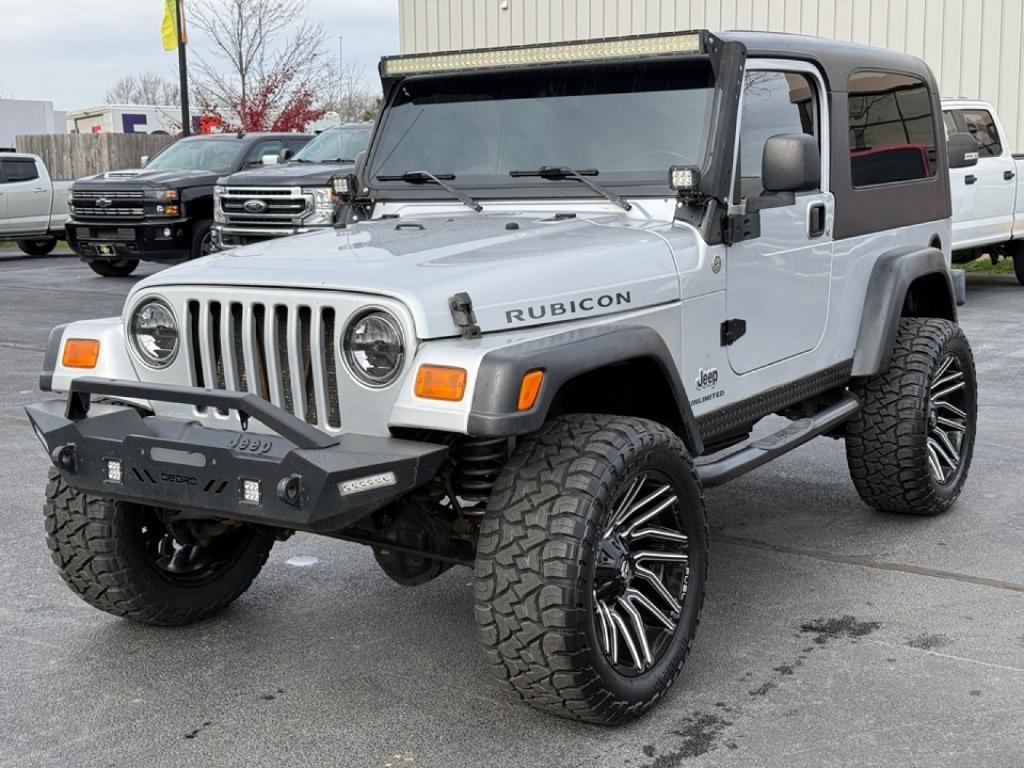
[866,639,1024,673]
[714,533,1024,594]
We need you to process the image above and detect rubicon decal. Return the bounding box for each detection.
[505,291,632,324]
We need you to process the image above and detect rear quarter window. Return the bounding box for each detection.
[960,110,1003,157]
[848,71,938,187]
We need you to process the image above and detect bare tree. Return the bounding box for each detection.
[105,72,180,105]
[323,62,381,123]
[188,0,329,130]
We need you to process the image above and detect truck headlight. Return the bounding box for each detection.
[301,187,334,226]
[129,298,179,369]
[343,310,404,387]
[214,185,226,223]
[145,188,179,201]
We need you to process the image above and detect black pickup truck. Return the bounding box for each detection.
[66,132,312,277]
[212,123,372,249]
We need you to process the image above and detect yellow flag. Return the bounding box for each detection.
[162,0,187,51]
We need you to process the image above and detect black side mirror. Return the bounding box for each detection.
[353,151,367,191]
[762,134,821,193]
[279,147,294,163]
[947,132,979,169]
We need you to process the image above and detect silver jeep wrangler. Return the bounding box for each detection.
[28,31,976,724]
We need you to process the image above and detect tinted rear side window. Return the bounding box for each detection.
[848,71,937,187]
[2,159,39,182]
[960,109,1002,157]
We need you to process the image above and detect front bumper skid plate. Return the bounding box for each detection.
[25,377,448,533]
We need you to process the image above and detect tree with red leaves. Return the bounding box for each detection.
[188,0,328,132]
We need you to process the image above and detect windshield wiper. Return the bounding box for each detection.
[509,166,632,211]
[377,170,482,213]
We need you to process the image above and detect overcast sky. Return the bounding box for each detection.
[0,0,400,109]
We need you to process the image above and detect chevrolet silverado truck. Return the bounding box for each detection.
[212,122,373,249]
[66,132,312,277]
[28,32,976,724]
[942,98,1024,284]
[0,153,71,255]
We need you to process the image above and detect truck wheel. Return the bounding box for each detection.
[17,238,58,256]
[1013,244,1024,286]
[191,220,214,260]
[88,259,139,277]
[846,318,977,515]
[44,468,273,626]
[474,415,707,724]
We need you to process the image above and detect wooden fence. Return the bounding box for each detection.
[13,133,178,180]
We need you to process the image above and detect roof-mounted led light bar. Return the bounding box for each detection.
[382,32,704,77]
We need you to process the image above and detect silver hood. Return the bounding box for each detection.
[132,212,687,339]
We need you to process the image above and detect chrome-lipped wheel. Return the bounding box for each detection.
[927,353,968,484]
[593,472,689,676]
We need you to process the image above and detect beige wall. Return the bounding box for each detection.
[397,0,1024,148]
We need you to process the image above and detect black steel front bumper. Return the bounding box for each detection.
[25,378,448,534]
[66,219,192,261]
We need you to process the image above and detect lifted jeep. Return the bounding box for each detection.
[28,31,976,725]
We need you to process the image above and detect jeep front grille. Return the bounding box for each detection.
[186,299,342,430]
[219,187,310,228]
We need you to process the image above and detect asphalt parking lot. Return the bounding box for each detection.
[1,253,1021,768]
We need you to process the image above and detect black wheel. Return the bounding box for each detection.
[846,318,977,515]
[1012,244,1024,286]
[44,469,273,626]
[17,238,57,256]
[191,219,214,260]
[88,258,139,277]
[474,414,707,724]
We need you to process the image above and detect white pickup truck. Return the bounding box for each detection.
[943,99,1024,284]
[0,153,71,255]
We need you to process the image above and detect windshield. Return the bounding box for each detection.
[370,60,715,193]
[294,125,372,163]
[145,138,244,173]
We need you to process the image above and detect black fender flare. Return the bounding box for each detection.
[466,324,703,455]
[851,245,956,377]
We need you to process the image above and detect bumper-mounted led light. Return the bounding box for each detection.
[105,459,123,484]
[240,478,262,505]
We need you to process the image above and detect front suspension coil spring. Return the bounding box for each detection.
[454,437,510,499]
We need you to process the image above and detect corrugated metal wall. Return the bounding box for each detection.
[398,0,1024,148]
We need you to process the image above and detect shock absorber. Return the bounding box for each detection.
[454,437,510,499]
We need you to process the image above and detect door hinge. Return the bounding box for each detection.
[448,292,482,339]
[723,212,760,245]
[720,318,747,346]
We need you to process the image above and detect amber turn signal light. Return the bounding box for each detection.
[415,365,467,401]
[517,369,544,411]
[62,338,101,369]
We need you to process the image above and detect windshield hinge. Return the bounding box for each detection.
[449,292,481,339]
[720,319,747,347]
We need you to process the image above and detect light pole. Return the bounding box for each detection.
[338,35,344,107]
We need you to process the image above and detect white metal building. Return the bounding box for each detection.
[0,98,66,149]
[397,0,1024,148]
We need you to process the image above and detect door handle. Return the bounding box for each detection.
[965,175,977,185]
[1005,170,1016,180]
[808,202,826,238]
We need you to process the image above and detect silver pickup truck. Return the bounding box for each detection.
[0,153,71,255]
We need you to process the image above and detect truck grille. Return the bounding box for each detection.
[71,190,145,220]
[219,187,310,228]
[185,299,342,430]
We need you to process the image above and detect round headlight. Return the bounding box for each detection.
[343,310,404,387]
[130,298,179,369]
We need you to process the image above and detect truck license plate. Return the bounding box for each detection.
[97,244,114,256]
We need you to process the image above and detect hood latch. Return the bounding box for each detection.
[448,292,482,339]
